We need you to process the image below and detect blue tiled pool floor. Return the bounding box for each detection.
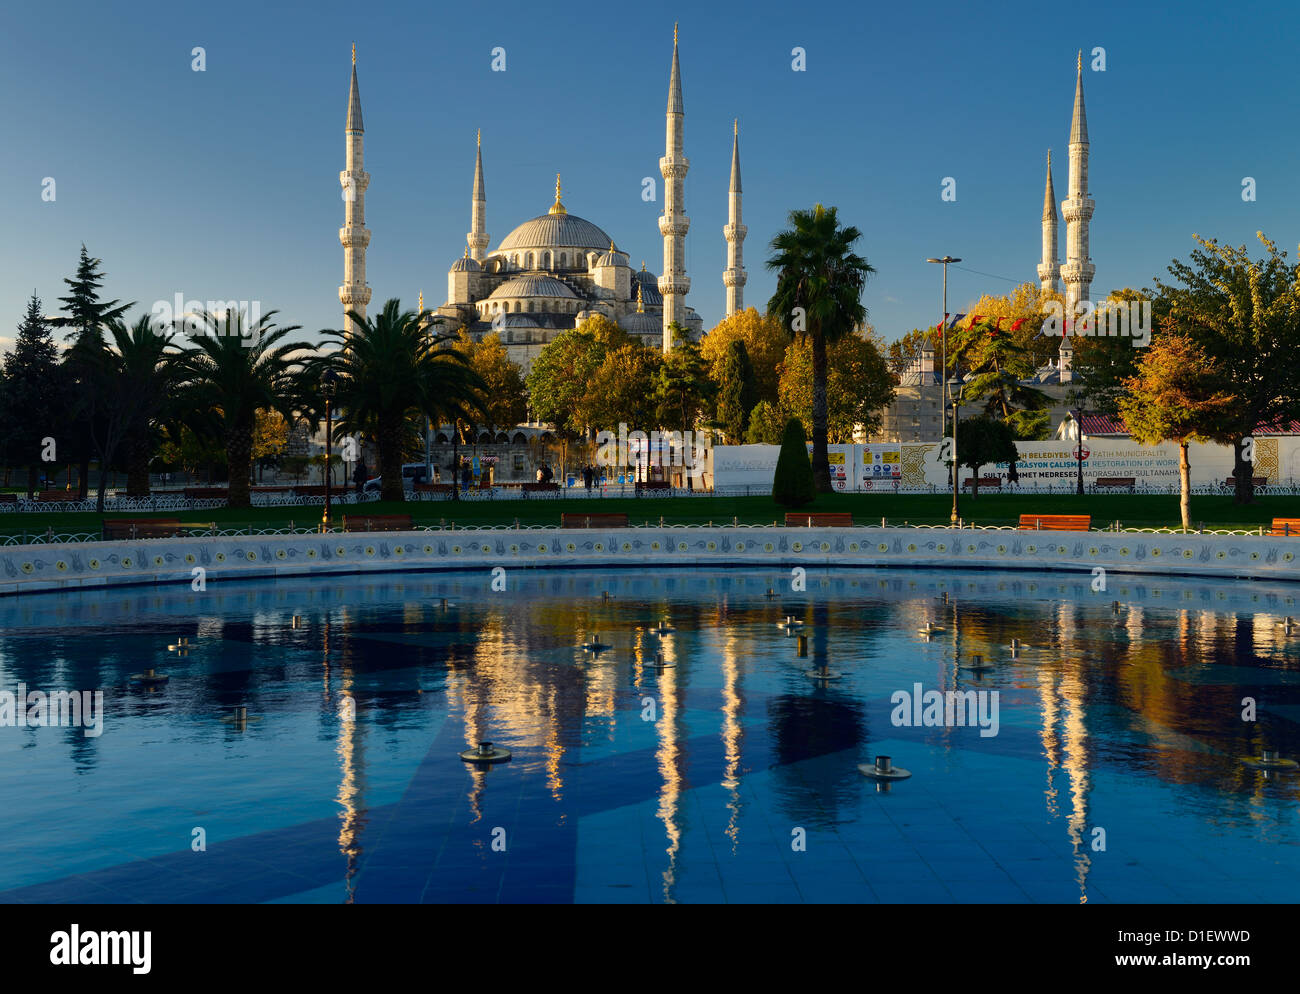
[1,568,1298,903]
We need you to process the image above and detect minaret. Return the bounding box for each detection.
[657,23,690,352]
[467,129,488,262]
[1037,150,1060,295]
[338,44,372,337]
[723,119,747,318]
[1060,51,1095,330]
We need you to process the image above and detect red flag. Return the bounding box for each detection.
[968,314,983,327]
[1010,318,1026,331]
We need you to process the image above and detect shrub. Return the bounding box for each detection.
[772,418,815,507]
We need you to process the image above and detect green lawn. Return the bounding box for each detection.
[1,491,1295,537]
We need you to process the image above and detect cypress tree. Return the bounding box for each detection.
[47,245,134,496]
[772,417,815,507]
[1,294,68,496]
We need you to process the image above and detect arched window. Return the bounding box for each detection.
[513,432,526,444]
[559,252,567,268]
[525,252,534,269]
[543,251,551,269]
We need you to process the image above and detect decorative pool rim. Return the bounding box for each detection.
[3,526,1300,598]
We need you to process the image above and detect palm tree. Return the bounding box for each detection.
[311,298,485,503]
[767,205,874,492]
[176,309,308,507]
[102,315,178,496]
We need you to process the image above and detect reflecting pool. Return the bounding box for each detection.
[1,567,1298,903]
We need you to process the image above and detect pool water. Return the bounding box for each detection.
[1,567,1298,904]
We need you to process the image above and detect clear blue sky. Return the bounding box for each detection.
[1,0,1295,354]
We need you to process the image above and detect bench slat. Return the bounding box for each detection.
[560,513,629,528]
[342,514,413,533]
[784,512,854,527]
[1017,514,1091,531]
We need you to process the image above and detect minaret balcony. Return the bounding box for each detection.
[339,170,370,192]
[658,156,690,178]
[338,228,372,249]
[723,223,747,241]
[658,215,691,237]
[723,270,748,287]
[658,276,691,296]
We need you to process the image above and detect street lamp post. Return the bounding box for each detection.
[1075,409,1086,495]
[321,368,338,532]
[951,398,960,526]
[926,256,962,440]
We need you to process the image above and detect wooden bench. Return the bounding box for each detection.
[292,485,333,497]
[1096,477,1136,491]
[1017,514,1091,531]
[1269,518,1300,536]
[961,477,1001,491]
[342,514,413,532]
[785,512,855,527]
[520,482,560,496]
[0,494,17,504]
[37,490,83,502]
[183,487,228,499]
[414,482,455,494]
[639,481,672,492]
[560,513,630,528]
[102,518,185,540]
[1225,476,1268,487]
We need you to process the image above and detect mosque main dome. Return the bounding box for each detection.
[495,212,613,253]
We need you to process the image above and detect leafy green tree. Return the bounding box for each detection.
[176,308,309,507]
[701,308,790,404]
[1,295,69,496]
[713,339,758,442]
[779,329,895,442]
[954,415,1016,498]
[526,317,628,436]
[451,330,526,433]
[584,342,663,432]
[47,246,134,497]
[767,204,875,492]
[745,400,787,444]
[1151,232,1300,504]
[654,325,714,435]
[772,417,814,508]
[1118,324,1238,529]
[1070,287,1165,417]
[313,299,485,503]
[950,318,1051,439]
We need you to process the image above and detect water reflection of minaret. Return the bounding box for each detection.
[330,609,369,904]
[719,629,745,852]
[1039,599,1093,901]
[652,635,685,902]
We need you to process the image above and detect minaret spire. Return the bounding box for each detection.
[1060,51,1095,330]
[467,129,488,262]
[723,119,747,317]
[339,44,372,337]
[658,23,691,351]
[1037,149,1060,296]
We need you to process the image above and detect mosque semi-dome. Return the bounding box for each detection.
[621,311,661,336]
[487,274,578,299]
[449,255,481,272]
[496,212,613,253]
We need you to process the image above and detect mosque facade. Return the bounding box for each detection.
[339,28,749,375]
